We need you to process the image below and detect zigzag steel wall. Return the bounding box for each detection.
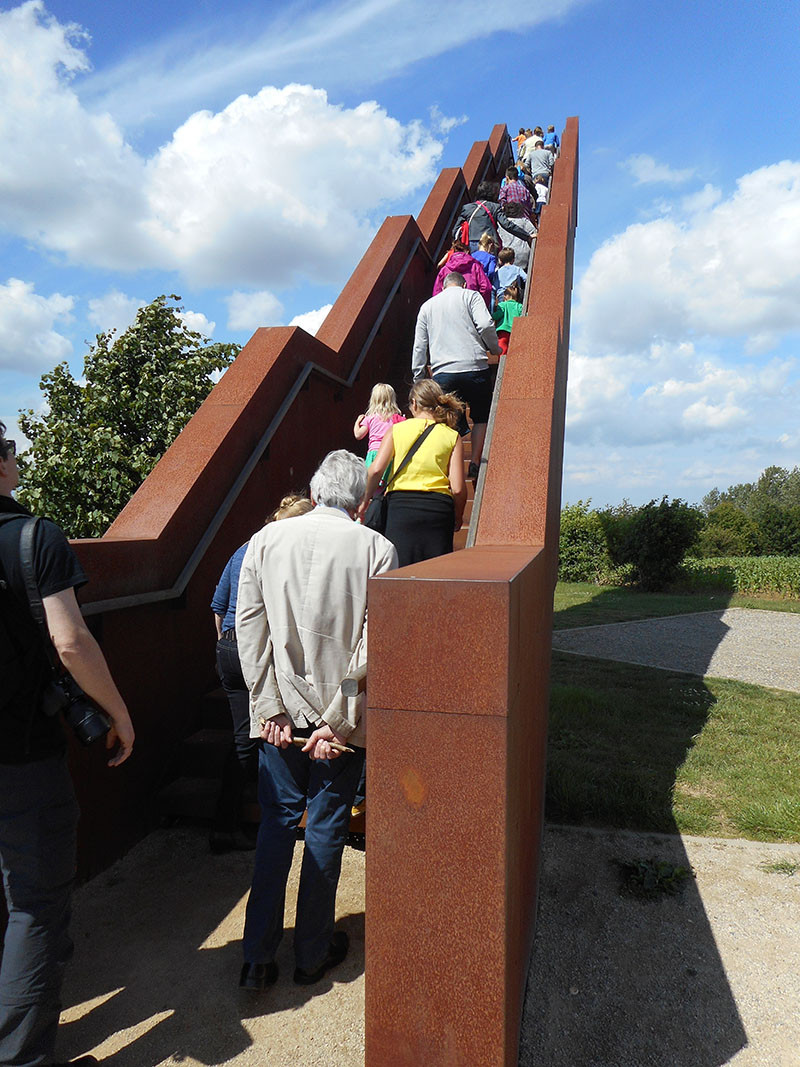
[64,117,578,1067]
[365,118,578,1066]
[66,124,518,879]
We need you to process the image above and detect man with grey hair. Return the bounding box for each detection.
[412,271,501,478]
[235,450,397,991]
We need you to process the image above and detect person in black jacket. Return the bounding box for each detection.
[0,422,134,1067]
[453,181,533,253]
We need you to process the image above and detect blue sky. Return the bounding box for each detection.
[2,0,799,508]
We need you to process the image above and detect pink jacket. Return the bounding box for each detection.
[433,251,492,309]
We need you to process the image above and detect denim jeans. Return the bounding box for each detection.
[0,754,79,1067]
[242,735,365,972]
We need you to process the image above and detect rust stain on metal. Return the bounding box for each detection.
[400,767,428,809]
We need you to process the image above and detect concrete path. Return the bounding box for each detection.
[552,607,800,692]
[56,824,800,1066]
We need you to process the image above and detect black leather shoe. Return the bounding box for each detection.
[293,931,349,985]
[239,961,278,991]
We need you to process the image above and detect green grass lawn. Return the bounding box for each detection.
[554,581,800,630]
[547,584,800,843]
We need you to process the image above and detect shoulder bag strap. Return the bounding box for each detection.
[477,200,499,237]
[18,517,61,672]
[384,422,437,492]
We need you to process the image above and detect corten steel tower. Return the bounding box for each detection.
[365,117,578,1066]
[33,120,577,1066]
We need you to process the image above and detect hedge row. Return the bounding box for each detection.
[679,556,800,597]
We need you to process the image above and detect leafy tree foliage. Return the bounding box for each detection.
[699,466,800,557]
[613,497,703,591]
[558,500,615,582]
[696,502,759,558]
[17,296,240,538]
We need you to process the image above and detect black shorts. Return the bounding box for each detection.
[433,369,493,434]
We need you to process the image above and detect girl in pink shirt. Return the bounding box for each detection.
[354,383,405,473]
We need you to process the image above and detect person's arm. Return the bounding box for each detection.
[235,541,287,742]
[411,308,430,382]
[353,414,369,440]
[356,430,396,520]
[448,436,467,531]
[473,261,492,307]
[452,205,469,242]
[496,208,531,243]
[210,557,233,631]
[43,589,134,767]
[307,537,399,760]
[469,292,502,355]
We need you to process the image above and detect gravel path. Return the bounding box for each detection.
[56,825,800,1066]
[552,607,800,692]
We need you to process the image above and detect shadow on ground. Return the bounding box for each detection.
[519,587,747,1066]
[58,828,364,1066]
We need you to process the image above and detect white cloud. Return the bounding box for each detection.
[142,85,444,287]
[429,104,468,136]
[681,183,722,215]
[0,9,447,289]
[225,290,283,332]
[577,160,800,355]
[0,278,73,370]
[566,340,796,450]
[289,304,333,336]
[87,290,145,336]
[81,0,586,131]
[179,309,215,336]
[87,291,214,338]
[0,2,151,267]
[622,154,695,185]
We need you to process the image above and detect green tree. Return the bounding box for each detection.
[752,502,800,556]
[696,501,759,558]
[615,497,703,591]
[558,501,614,582]
[17,295,240,538]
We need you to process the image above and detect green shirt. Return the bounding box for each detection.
[492,300,523,334]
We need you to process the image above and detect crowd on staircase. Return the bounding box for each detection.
[0,124,558,1066]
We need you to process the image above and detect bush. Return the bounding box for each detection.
[752,503,800,556]
[558,501,614,582]
[681,556,800,597]
[614,497,703,591]
[696,501,759,558]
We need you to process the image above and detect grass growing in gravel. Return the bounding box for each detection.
[553,581,800,630]
[547,651,800,843]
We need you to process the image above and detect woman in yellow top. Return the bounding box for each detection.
[357,380,467,567]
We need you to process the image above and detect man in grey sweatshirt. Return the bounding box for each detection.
[411,272,501,477]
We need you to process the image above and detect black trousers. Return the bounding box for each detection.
[384,491,455,568]
[214,638,258,832]
[0,754,79,1067]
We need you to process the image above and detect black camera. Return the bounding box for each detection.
[41,674,111,746]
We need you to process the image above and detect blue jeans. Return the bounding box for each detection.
[0,755,79,1067]
[242,735,365,972]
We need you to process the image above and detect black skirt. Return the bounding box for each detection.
[383,491,455,568]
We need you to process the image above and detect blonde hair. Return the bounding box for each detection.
[366,383,401,419]
[478,232,496,252]
[269,493,314,523]
[409,380,465,430]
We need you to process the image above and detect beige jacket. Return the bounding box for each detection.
[235,506,398,748]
